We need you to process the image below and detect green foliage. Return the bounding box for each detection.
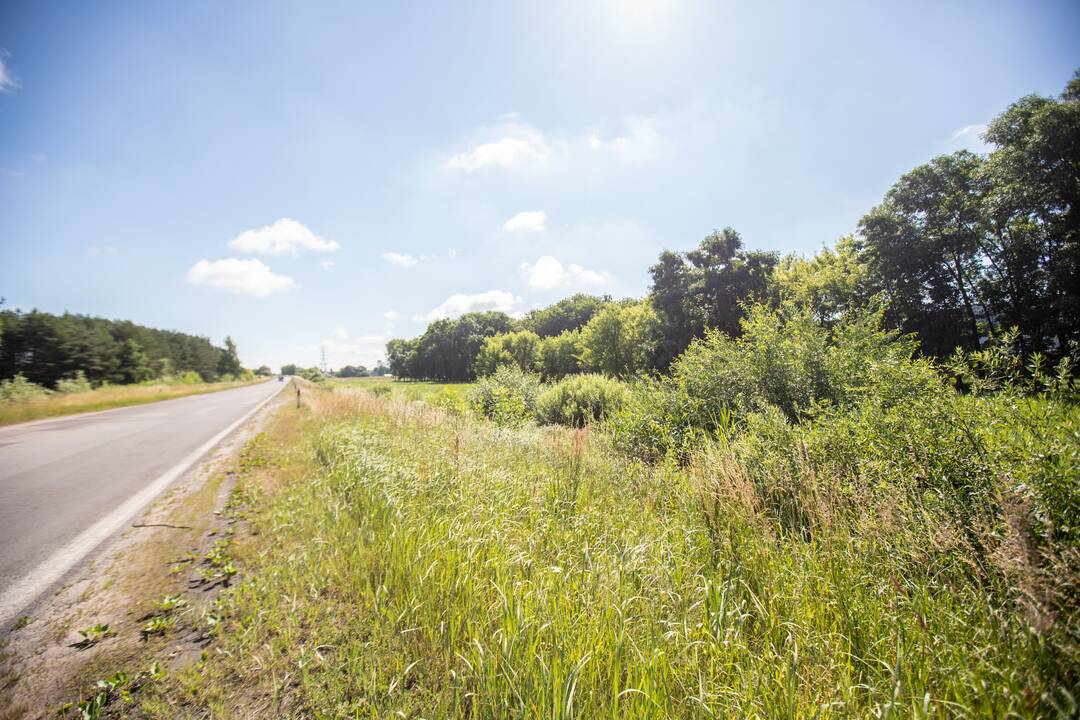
[578,300,659,377]
[520,293,611,337]
[607,303,928,460]
[335,364,368,377]
[55,370,93,394]
[388,311,517,381]
[296,367,327,383]
[254,365,273,377]
[772,235,871,325]
[0,374,51,402]
[536,329,583,380]
[281,363,298,376]
[650,227,779,368]
[469,364,541,426]
[535,373,627,427]
[474,330,540,376]
[0,309,231,386]
[216,336,243,378]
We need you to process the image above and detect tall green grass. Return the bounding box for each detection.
[142,387,1075,717]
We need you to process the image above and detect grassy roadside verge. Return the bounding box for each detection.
[116,383,1069,718]
[0,378,271,427]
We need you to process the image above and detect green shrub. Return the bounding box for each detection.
[368,384,392,398]
[0,374,51,402]
[535,373,627,427]
[469,365,540,427]
[55,371,93,394]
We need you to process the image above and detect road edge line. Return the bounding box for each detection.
[0,383,285,629]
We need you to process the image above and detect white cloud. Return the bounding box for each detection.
[415,290,522,322]
[444,120,552,172]
[186,258,295,298]
[520,256,610,291]
[0,53,17,93]
[321,260,335,270]
[332,327,348,339]
[951,124,990,152]
[381,251,420,267]
[503,210,547,233]
[228,218,339,256]
[448,248,462,259]
[384,310,400,322]
[586,116,665,164]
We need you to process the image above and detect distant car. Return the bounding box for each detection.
[278,375,285,381]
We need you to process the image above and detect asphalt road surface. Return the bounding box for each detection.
[0,380,284,628]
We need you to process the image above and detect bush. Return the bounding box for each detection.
[0,374,51,402]
[55,371,93,394]
[368,384,392,398]
[608,303,931,460]
[535,374,627,427]
[469,365,541,427]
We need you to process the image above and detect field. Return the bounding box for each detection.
[112,379,1076,719]
[0,378,270,427]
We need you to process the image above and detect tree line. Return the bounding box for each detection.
[388,72,1079,382]
[0,309,243,388]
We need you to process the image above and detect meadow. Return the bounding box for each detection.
[126,322,1076,718]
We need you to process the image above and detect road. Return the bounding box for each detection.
[0,380,284,627]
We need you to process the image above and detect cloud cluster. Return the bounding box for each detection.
[189,218,336,298]
[520,256,608,291]
[228,218,339,255]
[415,290,522,322]
[186,259,295,298]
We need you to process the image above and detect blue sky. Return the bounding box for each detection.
[1,1,1077,371]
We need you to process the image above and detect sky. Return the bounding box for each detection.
[1,1,1077,371]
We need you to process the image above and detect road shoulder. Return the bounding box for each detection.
[0,389,291,720]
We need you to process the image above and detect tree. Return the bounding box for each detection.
[281,363,299,375]
[336,365,368,377]
[579,301,659,377]
[387,312,517,381]
[649,228,778,368]
[521,294,611,337]
[979,76,1080,352]
[537,329,583,380]
[254,365,273,376]
[772,236,872,326]
[475,330,541,375]
[117,339,154,383]
[217,336,243,378]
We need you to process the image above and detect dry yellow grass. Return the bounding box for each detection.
[0,379,269,427]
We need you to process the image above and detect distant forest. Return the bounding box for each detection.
[0,310,242,388]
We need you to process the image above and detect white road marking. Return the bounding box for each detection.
[0,384,282,628]
[191,407,218,416]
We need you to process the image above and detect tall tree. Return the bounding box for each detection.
[649,228,778,368]
[858,151,990,355]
